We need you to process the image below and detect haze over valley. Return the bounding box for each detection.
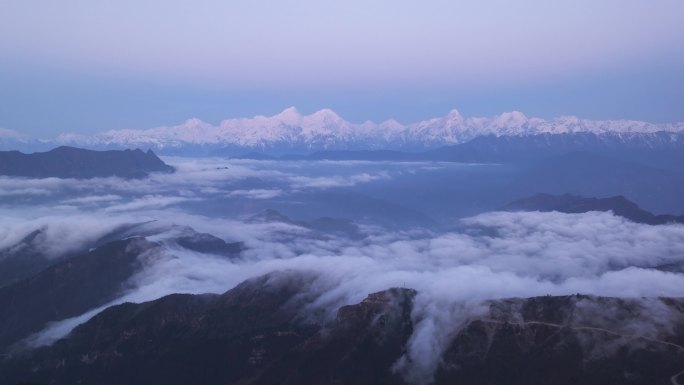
[1,139,684,384]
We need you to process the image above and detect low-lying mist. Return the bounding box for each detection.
[2,156,684,383]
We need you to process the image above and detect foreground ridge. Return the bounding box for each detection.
[3,272,684,385]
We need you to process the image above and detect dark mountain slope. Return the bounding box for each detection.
[0,223,151,288]
[175,231,245,256]
[437,295,684,385]
[0,223,246,353]
[0,238,159,352]
[504,193,684,225]
[0,146,173,178]
[280,149,420,162]
[0,230,52,289]
[3,272,684,385]
[0,223,244,289]
[1,272,415,385]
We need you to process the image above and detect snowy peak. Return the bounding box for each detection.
[494,111,528,127]
[272,107,302,124]
[446,109,465,122]
[182,118,212,129]
[379,119,404,131]
[51,108,684,150]
[309,108,342,121]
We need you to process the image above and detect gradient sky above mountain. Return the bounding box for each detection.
[1,0,683,136]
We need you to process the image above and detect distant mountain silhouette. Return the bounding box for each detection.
[248,209,365,239]
[279,149,419,162]
[504,193,684,225]
[247,208,298,224]
[426,132,684,165]
[234,133,684,173]
[228,151,277,160]
[504,151,684,215]
[0,146,173,179]
[175,230,245,257]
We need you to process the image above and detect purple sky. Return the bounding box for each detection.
[1,0,683,135]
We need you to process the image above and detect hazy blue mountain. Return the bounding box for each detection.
[229,151,278,160]
[507,152,684,215]
[175,231,245,257]
[182,187,435,229]
[504,193,684,225]
[279,149,421,161]
[248,209,365,239]
[0,146,174,179]
[3,128,684,385]
[427,131,684,164]
[247,208,298,224]
[261,132,684,170]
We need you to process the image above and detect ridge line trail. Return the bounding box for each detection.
[476,319,684,385]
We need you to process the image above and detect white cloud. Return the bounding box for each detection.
[227,189,283,200]
[61,194,122,204]
[104,195,193,212]
[289,172,390,188]
[4,158,684,383]
[0,128,20,139]
[0,214,141,258]
[16,209,684,381]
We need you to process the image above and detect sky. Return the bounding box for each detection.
[1,0,683,136]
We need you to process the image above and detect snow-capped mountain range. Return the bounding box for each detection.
[11,108,684,153]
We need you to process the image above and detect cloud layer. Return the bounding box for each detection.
[3,157,684,383]
[17,209,684,381]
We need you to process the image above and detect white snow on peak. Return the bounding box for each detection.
[446,109,464,120]
[53,108,684,149]
[273,107,302,124]
[490,111,530,135]
[494,111,528,126]
[182,118,211,128]
[308,108,343,123]
[379,119,404,131]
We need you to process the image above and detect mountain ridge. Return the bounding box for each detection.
[503,193,684,225]
[3,271,684,385]
[0,146,174,178]
[51,108,684,152]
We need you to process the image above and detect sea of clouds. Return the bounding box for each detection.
[2,157,684,383]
